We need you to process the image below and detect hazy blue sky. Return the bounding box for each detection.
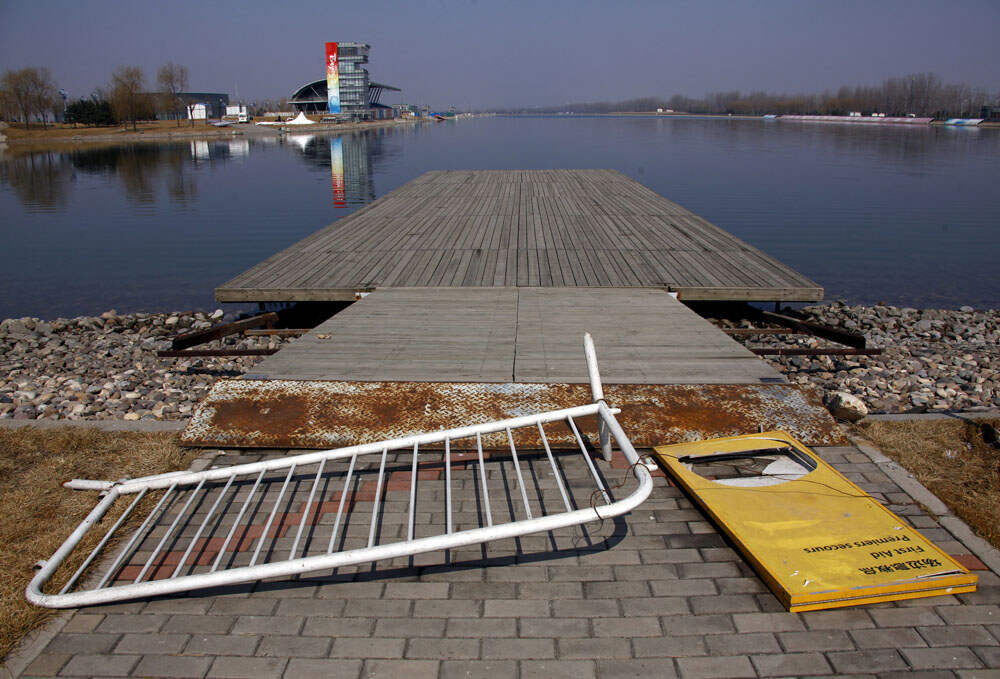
[2,0,997,109]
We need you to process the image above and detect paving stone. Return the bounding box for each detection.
[283,658,362,679]
[315,582,384,599]
[331,637,405,659]
[342,599,411,617]
[974,646,1000,666]
[732,612,805,633]
[59,653,139,677]
[704,632,780,655]
[483,599,550,617]
[648,580,716,597]
[920,625,999,647]
[300,617,372,637]
[802,607,874,630]
[689,594,758,615]
[778,630,855,652]
[870,608,945,627]
[21,652,70,677]
[61,614,104,633]
[521,660,595,679]
[553,599,620,617]
[620,596,689,616]
[676,562,741,579]
[445,617,517,637]
[827,649,908,674]
[632,636,708,658]
[595,658,678,679]
[382,582,450,599]
[163,613,236,634]
[937,606,1000,625]
[113,633,189,655]
[901,647,986,670]
[675,655,755,679]
[751,652,832,677]
[660,614,735,636]
[406,638,480,660]
[142,597,214,614]
[558,638,632,659]
[488,566,550,582]
[482,638,555,659]
[186,634,261,656]
[439,660,517,679]
[132,654,213,677]
[374,617,446,638]
[256,635,331,658]
[235,616,306,635]
[713,578,766,595]
[849,627,927,649]
[45,634,121,655]
[209,599,279,616]
[518,582,582,599]
[583,581,651,598]
[593,616,662,637]
[208,656,286,679]
[412,598,481,617]
[520,617,590,638]
[450,582,517,599]
[94,614,166,634]
[362,659,438,678]
[956,671,1000,679]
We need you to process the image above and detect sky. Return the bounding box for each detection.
[1,0,998,110]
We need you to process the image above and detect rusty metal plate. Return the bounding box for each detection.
[181,380,846,450]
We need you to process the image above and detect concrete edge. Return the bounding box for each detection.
[0,419,186,433]
[1,612,71,678]
[0,448,219,675]
[845,429,1000,577]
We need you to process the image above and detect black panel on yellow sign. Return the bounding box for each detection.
[653,431,977,612]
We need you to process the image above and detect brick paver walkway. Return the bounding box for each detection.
[15,444,1000,678]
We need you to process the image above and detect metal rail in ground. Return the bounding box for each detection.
[27,335,653,608]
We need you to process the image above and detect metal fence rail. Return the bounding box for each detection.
[27,335,653,608]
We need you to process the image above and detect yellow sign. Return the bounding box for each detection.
[653,431,977,611]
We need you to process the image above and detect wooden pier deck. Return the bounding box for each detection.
[216,170,822,303]
[245,287,784,384]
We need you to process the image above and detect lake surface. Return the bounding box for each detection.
[2,116,998,319]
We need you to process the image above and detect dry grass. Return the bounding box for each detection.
[858,418,1000,549]
[0,427,200,660]
[2,120,216,140]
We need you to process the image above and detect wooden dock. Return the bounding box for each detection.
[245,287,784,384]
[216,170,822,303]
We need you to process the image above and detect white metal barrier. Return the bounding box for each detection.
[27,335,653,608]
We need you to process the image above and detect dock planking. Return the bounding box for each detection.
[216,170,823,303]
[245,287,784,384]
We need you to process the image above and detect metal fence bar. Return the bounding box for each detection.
[367,449,388,548]
[136,479,206,583]
[60,489,148,595]
[585,332,613,461]
[97,484,176,589]
[327,454,358,554]
[251,466,295,567]
[407,443,419,541]
[505,427,533,520]
[476,432,493,527]
[173,476,235,578]
[537,423,573,512]
[211,471,265,573]
[290,460,326,560]
[445,438,453,535]
[567,416,611,504]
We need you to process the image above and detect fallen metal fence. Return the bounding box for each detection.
[28,335,653,608]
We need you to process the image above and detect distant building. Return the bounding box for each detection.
[289,41,400,118]
[153,92,230,120]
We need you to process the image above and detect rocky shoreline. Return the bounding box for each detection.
[1,303,998,422]
[715,303,1000,414]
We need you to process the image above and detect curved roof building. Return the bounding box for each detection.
[290,42,400,116]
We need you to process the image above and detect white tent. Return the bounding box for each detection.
[286,112,316,125]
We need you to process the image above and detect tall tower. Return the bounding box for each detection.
[326,42,370,115]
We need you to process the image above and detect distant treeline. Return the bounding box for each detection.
[500,73,997,118]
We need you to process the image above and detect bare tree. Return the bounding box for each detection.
[109,66,146,131]
[156,62,189,127]
[0,67,58,128]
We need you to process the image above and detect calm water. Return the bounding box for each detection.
[2,117,998,319]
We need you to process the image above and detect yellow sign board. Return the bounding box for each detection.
[653,431,977,611]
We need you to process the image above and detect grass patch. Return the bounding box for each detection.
[2,120,217,140]
[858,417,1000,550]
[0,427,199,660]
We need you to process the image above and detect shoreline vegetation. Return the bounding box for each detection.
[1,303,997,423]
[0,116,423,147]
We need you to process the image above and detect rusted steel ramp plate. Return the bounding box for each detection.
[181,380,846,449]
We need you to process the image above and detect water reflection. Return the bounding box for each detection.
[0,151,73,211]
[286,130,388,206]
